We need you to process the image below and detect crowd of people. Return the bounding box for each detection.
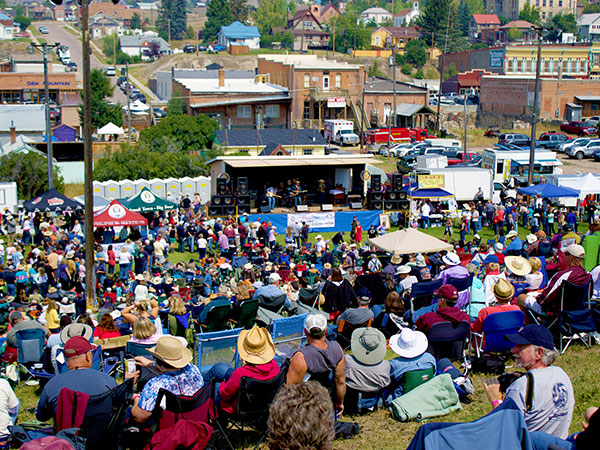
[0,190,598,450]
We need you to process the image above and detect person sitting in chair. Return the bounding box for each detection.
[415,284,470,334]
[471,278,521,335]
[336,295,374,327]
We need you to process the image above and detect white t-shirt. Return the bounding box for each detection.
[421,203,431,217]
[197,237,207,249]
[134,284,148,301]
[0,378,18,435]
[118,251,132,265]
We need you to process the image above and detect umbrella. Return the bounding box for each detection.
[24,189,82,212]
[93,200,148,227]
[368,228,453,255]
[517,183,579,198]
[97,122,125,135]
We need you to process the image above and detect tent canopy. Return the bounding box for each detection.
[97,122,124,135]
[93,200,148,227]
[23,189,82,212]
[368,228,453,255]
[559,173,600,199]
[74,194,111,212]
[120,187,178,213]
[517,183,579,198]
[409,188,454,199]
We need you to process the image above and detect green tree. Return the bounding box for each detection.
[443,62,458,80]
[252,0,288,35]
[401,63,412,75]
[331,11,371,53]
[184,25,195,39]
[405,39,427,67]
[79,68,123,129]
[157,0,188,40]
[457,0,471,37]
[415,68,425,79]
[583,1,600,13]
[0,151,64,198]
[519,3,541,24]
[137,114,218,153]
[546,13,577,41]
[167,86,186,116]
[204,0,234,42]
[14,15,32,32]
[130,12,142,30]
[368,59,383,77]
[415,0,466,52]
[508,27,523,41]
[230,0,249,23]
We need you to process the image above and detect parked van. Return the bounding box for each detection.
[423,138,461,148]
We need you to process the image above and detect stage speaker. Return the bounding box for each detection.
[321,204,333,211]
[236,195,250,206]
[398,200,410,211]
[216,177,228,195]
[296,205,309,212]
[237,177,248,195]
[369,192,384,209]
[350,202,362,209]
[224,205,236,215]
[260,205,272,213]
[392,173,403,191]
[223,195,234,206]
[371,174,381,191]
[208,205,222,216]
[384,200,397,210]
[387,191,400,201]
[237,204,251,214]
[398,190,407,200]
[370,199,383,210]
[370,192,384,202]
[211,195,224,206]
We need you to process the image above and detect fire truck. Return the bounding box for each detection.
[363,127,432,145]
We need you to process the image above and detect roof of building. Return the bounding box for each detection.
[190,95,291,109]
[258,143,290,156]
[0,13,13,21]
[500,20,534,30]
[119,35,170,51]
[176,77,287,95]
[575,95,600,101]
[377,26,421,38]
[394,8,419,17]
[258,54,361,70]
[577,13,600,26]
[207,154,376,168]
[88,2,136,19]
[219,21,260,39]
[394,103,435,117]
[471,14,500,25]
[291,8,321,23]
[361,7,392,15]
[364,76,427,94]
[0,105,45,132]
[215,129,328,147]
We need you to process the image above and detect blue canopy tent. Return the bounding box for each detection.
[408,188,455,199]
[517,183,579,198]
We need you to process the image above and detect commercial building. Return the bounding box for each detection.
[213,129,328,156]
[155,67,253,100]
[486,0,577,21]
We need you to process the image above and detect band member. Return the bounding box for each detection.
[317,179,326,205]
[266,184,278,210]
[291,180,303,207]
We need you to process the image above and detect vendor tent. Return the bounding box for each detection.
[368,228,453,254]
[93,200,148,227]
[24,189,82,212]
[408,188,455,199]
[97,122,124,135]
[559,173,600,199]
[517,183,579,198]
[74,195,111,212]
[120,187,178,212]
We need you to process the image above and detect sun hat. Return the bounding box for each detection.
[64,336,96,357]
[66,251,75,259]
[396,265,411,275]
[237,325,276,365]
[304,313,328,333]
[442,252,460,266]
[390,253,402,265]
[565,243,585,259]
[494,242,504,252]
[482,254,499,265]
[505,256,532,276]
[415,254,426,267]
[351,328,387,366]
[526,234,537,244]
[152,276,162,284]
[493,278,515,302]
[506,230,518,239]
[505,324,555,350]
[244,262,253,270]
[435,284,459,301]
[147,336,193,369]
[390,328,428,359]
[323,262,332,269]
[60,323,93,344]
[42,229,53,237]
[315,235,323,240]
[135,274,144,281]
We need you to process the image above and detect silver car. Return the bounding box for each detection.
[566,139,600,159]
[558,137,590,153]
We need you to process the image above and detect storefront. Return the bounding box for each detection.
[0,73,79,105]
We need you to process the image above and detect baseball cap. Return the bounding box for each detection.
[435,284,458,301]
[304,314,328,333]
[565,244,585,259]
[268,273,281,283]
[505,324,555,350]
[482,254,499,265]
[64,336,95,357]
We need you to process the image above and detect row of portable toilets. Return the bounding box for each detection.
[93,177,212,204]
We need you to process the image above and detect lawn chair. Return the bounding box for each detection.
[256,294,287,314]
[446,275,474,293]
[271,314,307,364]
[470,310,525,359]
[336,317,373,350]
[229,298,259,330]
[200,302,233,332]
[426,320,470,361]
[410,279,443,314]
[538,241,552,258]
[298,287,319,307]
[195,328,242,376]
[556,280,595,353]
[15,328,53,385]
[125,341,154,358]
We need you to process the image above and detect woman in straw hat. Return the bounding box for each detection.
[204,325,280,413]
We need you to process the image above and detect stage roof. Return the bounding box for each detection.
[208,155,376,168]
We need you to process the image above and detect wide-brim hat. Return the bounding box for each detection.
[442,252,460,266]
[390,328,428,359]
[147,336,193,369]
[244,263,253,270]
[351,328,386,366]
[323,262,332,269]
[506,230,518,239]
[42,229,53,236]
[60,323,93,345]
[415,254,426,267]
[526,234,537,244]
[237,325,276,365]
[505,256,532,276]
[390,253,402,265]
[493,278,515,301]
[135,274,144,281]
[152,276,162,284]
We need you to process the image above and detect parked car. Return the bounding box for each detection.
[443,150,481,166]
[153,107,166,118]
[560,121,597,136]
[535,132,568,149]
[117,76,127,87]
[587,116,600,127]
[66,61,77,72]
[183,44,196,53]
[198,45,207,52]
[104,67,116,76]
[132,93,147,103]
[38,26,48,34]
[49,107,60,121]
[557,137,589,153]
[567,139,600,159]
[401,147,446,166]
[592,149,600,161]
[484,126,501,137]
[498,133,531,147]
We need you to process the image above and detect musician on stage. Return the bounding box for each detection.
[291,179,303,207]
[266,183,278,210]
[317,179,326,205]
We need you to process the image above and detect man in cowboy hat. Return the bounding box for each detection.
[470,279,521,334]
[504,255,531,289]
[131,336,204,423]
[36,336,117,421]
[396,265,418,293]
[204,325,280,413]
[504,230,523,256]
[415,284,470,334]
[435,252,471,309]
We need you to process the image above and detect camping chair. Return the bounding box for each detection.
[556,280,595,353]
[344,386,385,415]
[256,294,287,314]
[200,302,233,332]
[55,345,104,375]
[94,335,131,377]
[298,287,319,307]
[216,369,286,450]
[271,314,307,365]
[446,275,474,293]
[538,241,552,258]
[426,320,470,361]
[336,317,373,350]
[195,328,242,376]
[229,298,259,330]
[15,328,54,385]
[409,279,443,315]
[126,341,154,358]
[470,310,525,359]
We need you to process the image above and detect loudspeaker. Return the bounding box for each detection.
[211,195,224,206]
[237,204,251,214]
[370,199,383,210]
[387,191,400,201]
[384,200,397,210]
[208,205,222,216]
[296,205,309,212]
[350,202,362,209]
[392,173,403,191]
[398,200,410,211]
[398,190,407,200]
[260,205,272,213]
[370,192,384,202]
[321,204,333,211]
[224,205,236,215]
[369,192,383,209]
[216,178,228,195]
[371,174,381,191]
[236,195,250,206]
[237,177,248,195]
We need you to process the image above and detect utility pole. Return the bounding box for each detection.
[436,4,451,133]
[361,72,365,153]
[528,25,544,186]
[301,22,305,53]
[113,33,116,67]
[126,62,131,146]
[332,20,336,55]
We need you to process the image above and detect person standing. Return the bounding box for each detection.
[421,201,431,229]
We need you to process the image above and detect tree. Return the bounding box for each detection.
[405,39,427,67]
[130,12,142,30]
[519,4,540,24]
[415,68,425,79]
[331,11,371,53]
[137,114,218,153]
[204,0,234,42]
[157,0,188,40]
[508,27,523,41]
[583,1,600,13]
[14,15,32,32]
[546,13,577,41]
[443,62,458,80]
[368,59,383,77]
[184,25,195,39]
[415,0,466,52]
[457,0,471,37]
[0,151,64,198]
[252,0,288,35]
[230,0,249,23]
[167,86,186,116]
[79,69,123,129]
[401,63,412,75]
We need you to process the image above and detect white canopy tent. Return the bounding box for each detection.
[97,122,125,135]
[559,173,600,200]
[368,228,453,255]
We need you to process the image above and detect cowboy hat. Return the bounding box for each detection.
[135,274,144,281]
[60,323,93,345]
[147,336,193,369]
[505,256,532,276]
[493,278,515,302]
[506,230,518,239]
[152,276,162,284]
[243,262,253,270]
[237,325,276,365]
[48,286,57,294]
[390,328,428,359]
[66,251,75,259]
[390,253,402,265]
[442,252,460,266]
[526,234,537,244]
[351,328,386,366]
[42,229,53,237]
[323,262,332,269]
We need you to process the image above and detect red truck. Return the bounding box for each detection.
[559,121,597,136]
[364,127,432,145]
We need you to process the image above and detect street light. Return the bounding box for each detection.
[27,41,61,190]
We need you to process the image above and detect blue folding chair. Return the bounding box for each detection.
[538,241,552,258]
[410,279,443,314]
[15,328,53,385]
[557,280,595,353]
[471,310,525,358]
[194,327,242,376]
[270,314,307,365]
[125,341,155,358]
[446,275,474,293]
[538,256,548,289]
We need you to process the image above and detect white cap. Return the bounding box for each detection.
[495,242,504,252]
[268,273,281,283]
[304,314,328,333]
[507,230,518,239]
[565,244,585,258]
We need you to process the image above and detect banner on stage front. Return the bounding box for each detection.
[287,212,336,229]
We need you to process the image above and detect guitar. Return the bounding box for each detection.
[290,190,308,197]
[266,192,281,198]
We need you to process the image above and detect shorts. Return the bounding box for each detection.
[524,295,543,314]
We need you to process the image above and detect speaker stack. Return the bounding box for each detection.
[209,176,233,216]
[368,174,383,210]
[236,177,251,214]
[384,174,410,211]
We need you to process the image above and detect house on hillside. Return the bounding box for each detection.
[0,13,13,40]
[295,3,341,24]
[577,13,600,42]
[371,26,420,50]
[217,21,261,50]
[285,9,330,51]
[53,5,65,21]
[120,35,171,59]
[469,14,500,42]
[359,7,392,25]
[90,14,122,38]
[88,2,137,28]
[498,20,534,42]
[394,1,421,26]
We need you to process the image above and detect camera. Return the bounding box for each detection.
[498,372,523,393]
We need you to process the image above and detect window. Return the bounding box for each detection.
[335,73,341,88]
[375,35,380,46]
[265,105,279,118]
[549,0,553,5]
[542,11,546,19]
[238,149,249,154]
[237,105,251,118]
[304,74,310,88]
[542,0,546,6]
[303,148,313,155]
[303,21,313,28]
[303,101,310,119]
[536,0,539,5]
[323,75,329,91]
[559,0,562,5]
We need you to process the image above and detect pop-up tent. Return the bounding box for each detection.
[558,173,600,199]
[93,200,148,227]
[97,122,124,136]
[120,187,178,213]
[74,195,111,212]
[368,228,453,255]
[408,188,455,199]
[517,183,579,198]
[24,189,83,212]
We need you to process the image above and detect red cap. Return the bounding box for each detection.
[435,284,459,301]
[64,336,95,357]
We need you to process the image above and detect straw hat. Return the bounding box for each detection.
[152,276,162,284]
[60,323,93,345]
[323,262,332,269]
[390,253,402,265]
[493,278,515,302]
[135,274,144,282]
[244,263,253,270]
[526,234,537,245]
[505,256,532,276]
[42,229,53,237]
[390,328,428,359]
[237,325,276,365]
[351,328,386,366]
[147,336,192,369]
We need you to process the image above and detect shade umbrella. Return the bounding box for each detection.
[97,122,125,135]
[517,183,579,198]
[93,200,148,227]
[120,187,178,213]
[368,228,453,255]
[23,189,83,212]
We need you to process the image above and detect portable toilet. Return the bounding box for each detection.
[149,179,166,198]
[120,179,136,199]
[165,178,181,197]
[195,176,211,204]
[180,177,195,196]
[134,179,151,195]
[104,180,120,200]
[92,181,105,198]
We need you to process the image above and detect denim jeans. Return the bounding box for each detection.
[529,431,575,450]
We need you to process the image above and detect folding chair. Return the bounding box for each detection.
[343,387,385,415]
[15,328,53,385]
[426,320,470,361]
[256,294,287,314]
[446,275,474,293]
[298,287,319,307]
[195,328,242,376]
[216,369,286,450]
[126,341,155,358]
[410,279,443,314]
[271,314,307,364]
[538,241,552,258]
[200,302,233,332]
[470,310,525,358]
[229,298,259,330]
[336,317,373,350]
[556,280,595,353]
[94,335,130,377]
